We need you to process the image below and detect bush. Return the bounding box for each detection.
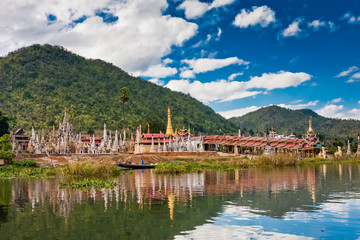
[14,159,38,167]
[0,134,16,165]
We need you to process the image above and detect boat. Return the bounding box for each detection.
[117,163,157,169]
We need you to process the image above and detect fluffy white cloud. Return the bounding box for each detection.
[335,66,358,77]
[180,70,195,79]
[228,72,243,81]
[233,6,275,28]
[246,71,312,90]
[308,20,335,31]
[178,0,235,19]
[218,106,261,119]
[282,19,302,37]
[316,104,360,120]
[342,12,360,24]
[209,0,235,9]
[181,57,249,78]
[278,100,319,110]
[177,0,209,19]
[134,60,177,78]
[166,70,312,103]
[0,0,198,74]
[165,79,260,103]
[219,100,319,118]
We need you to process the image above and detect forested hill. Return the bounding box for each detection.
[0,44,236,134]
[229,105,360,144]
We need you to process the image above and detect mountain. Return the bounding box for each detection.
[0,44,236,134]
[229,105,360,145]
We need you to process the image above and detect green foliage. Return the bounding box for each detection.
[0,165,57,178]
[155,155,360,174]
[230,105,360,147]
[60,178,117,190]
[14,159,38,167]
[0,134,16,164]
[0,111,9,136]
[59,162,122,178]
[0,44,236,134]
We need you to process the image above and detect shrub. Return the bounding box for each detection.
[14,159,38,167]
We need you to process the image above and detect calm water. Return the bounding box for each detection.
[1,164,360,239]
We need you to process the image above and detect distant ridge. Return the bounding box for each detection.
[229,105,360,144]
[0,44,236,134]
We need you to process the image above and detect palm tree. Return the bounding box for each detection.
[120,87,130,128]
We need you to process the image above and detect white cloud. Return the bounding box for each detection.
[218,106,261,119]
[209,0,235,9]
[166,70,312,103]
[358,100,360,104]
[180,70,195,79]
[233,6,275,28]
[278,100,319,110]
[218,100,319,118]
[165,79,261,103]
[342,12,360,24]
[216,28,222,40]
[149,78,164,86]
[0,0,198,74]
[181,57,249,78]
[308,20,336,31]
[335,66,358,78]
[134,61,177,78]
[329,98,343,104]
[178,0,209,19]
[316,104,360,120]
[246,71,312,90]
[178,0,235,19]
[282,19,302,37]
[228,72,243,81]
[351,72,360,79]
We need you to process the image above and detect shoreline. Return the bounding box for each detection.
[1,154,360,179]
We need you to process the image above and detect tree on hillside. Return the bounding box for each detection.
[0,134,16,165]
[0,111,10,137]
[120,87,130,129]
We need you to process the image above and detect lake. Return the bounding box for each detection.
[1,163,360,239]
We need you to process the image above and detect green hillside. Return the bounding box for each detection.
[229,105,360,146]
[0,44,236,134]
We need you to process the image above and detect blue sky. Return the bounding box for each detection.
[1,0,360,119]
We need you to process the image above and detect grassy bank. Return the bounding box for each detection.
[0,159,123,179]
[154,155,360,174]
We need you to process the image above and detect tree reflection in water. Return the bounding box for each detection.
[0,163,359,239]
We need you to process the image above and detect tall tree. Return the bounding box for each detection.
[0,134,16,164]
[0,111,9,137]
[120,87,130,128]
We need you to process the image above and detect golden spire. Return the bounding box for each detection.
[166,104,174,136]
[308,118,313,132]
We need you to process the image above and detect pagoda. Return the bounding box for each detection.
[304,118,319,148]
[165,104,174,136]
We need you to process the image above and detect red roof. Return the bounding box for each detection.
[142,133,169,138]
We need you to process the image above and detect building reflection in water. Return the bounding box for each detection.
[6,164,358,221]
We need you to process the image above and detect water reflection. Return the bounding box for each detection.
[0,163,360,239]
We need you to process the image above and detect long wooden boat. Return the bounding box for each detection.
[117,163,157,169]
